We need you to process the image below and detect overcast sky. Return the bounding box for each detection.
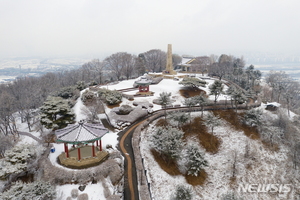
[1,0,300,59]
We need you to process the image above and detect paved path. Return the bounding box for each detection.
[118,120,144,200]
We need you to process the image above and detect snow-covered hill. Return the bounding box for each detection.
[140,106,300,200]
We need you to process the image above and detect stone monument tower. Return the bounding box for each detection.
[164,44,177,75]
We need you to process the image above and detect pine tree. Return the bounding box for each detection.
[183,97,197,120]
[157,92,172,120]
[186,143,208,176]
[231,89,247,112]
[0,181,56,200]
[172,185,193,200]
[151,126,185,163]
[168,112,190,129]
[40,96,75,130]
[209,80,224,103]
[0,144,38,179]
[203,112,221,134]
[179,77,207,89]
[243,108,263,127]
[192,94,208,117]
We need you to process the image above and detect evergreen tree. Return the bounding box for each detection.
[226,85,236,107]
[0,144,42,179]
[0,181,56,200]
[40,96,75,130]
[183,97,197,120]
[97,88,122,105]
[231,89,247,112]
[186,143,208,176]
[157,92,172,120]
[179,77,207,89]
[192,94,208,117]
[168,112,190,129]
[203,112,221,134]
[172,185,193,200]
[151,126,185,163]
[243,108,263,127]
[209,80,224,103]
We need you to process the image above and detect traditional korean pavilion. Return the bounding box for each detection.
[135,78,152,95]
[55,121,109,168]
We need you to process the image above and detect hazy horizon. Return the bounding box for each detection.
[1,0,300,59]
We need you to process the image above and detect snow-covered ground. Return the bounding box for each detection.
[7,73,298,199]
[139,103,299,200]
[102,74,230,113]
[11,87,119,200]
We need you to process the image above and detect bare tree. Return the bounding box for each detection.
[104,52,129,81]
[172,54,182,69]
[265,71,289,102]
[209,54,219,63]
[0,91,17,136]
[209,54,234,80]
[140,49,166,72]
[191,56,211,75]
[135,55,146,76]
[82,59,106,84]
[121,53,137,80]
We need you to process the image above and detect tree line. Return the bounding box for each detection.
[0,50,299,137]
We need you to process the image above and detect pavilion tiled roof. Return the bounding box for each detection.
[55,121,108,144]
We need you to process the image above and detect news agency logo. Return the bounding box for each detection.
[238,184,292,193]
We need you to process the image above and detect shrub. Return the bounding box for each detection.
[0,181,56,200]
[98,88,122,105]
[76,81,87,91]
[117,105,134,115]
[55,86,80,100]
[77,193,89,200]
[71,189,78,198]
[221,192,243,200]
[243,108,263,127]
[172,185,193,200]
[81,90,96,102]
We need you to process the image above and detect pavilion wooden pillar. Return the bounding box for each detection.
[64,143,69,158]
[77,148,81,161]
[92,144,96,157]
[99,139,102,151]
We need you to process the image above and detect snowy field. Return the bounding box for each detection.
[102,73,230,112]
[140,104,299,200]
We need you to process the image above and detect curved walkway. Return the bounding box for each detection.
[119,121,144,200]
[118,96,261,200]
